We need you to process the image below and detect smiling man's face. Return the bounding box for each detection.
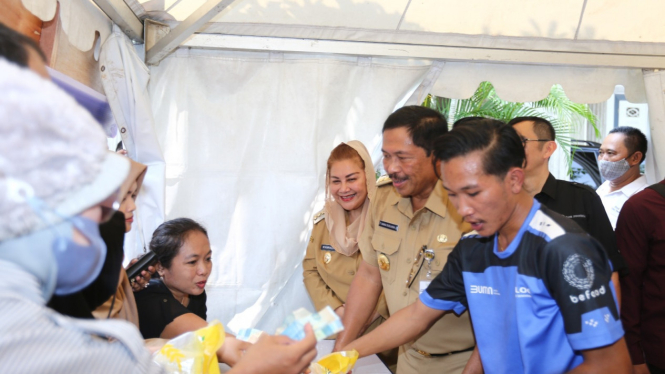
[382,127,438,200]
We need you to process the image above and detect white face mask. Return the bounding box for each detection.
[598,158,631,181]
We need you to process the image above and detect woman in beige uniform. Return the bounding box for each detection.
[303,141,388,332]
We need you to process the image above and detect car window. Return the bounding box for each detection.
[570,159,599,189]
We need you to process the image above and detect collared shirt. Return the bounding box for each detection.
[360,180,474,359]
[616,180,665,368]
[303,216,389,319]
[535,174,627,276]
[304,219,362,311]
[422,200,623,374]
[597,175,648,229]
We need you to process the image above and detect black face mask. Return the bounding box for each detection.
[47,210,127,318]
[91,210,127,301]
[99,210,127,263]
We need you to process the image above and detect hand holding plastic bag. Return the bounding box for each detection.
[153,320,225,374]
[310,350,359,374]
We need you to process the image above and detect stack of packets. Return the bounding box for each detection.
[237,306,344,343]
[152,320,225,374]
[277,306,345,341]
[237,306,358,374]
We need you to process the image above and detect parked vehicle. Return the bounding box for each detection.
[570,140,603,189]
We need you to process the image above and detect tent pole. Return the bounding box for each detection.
[92,0,143,43]
[182,34,665,70]
[145,0,238,65]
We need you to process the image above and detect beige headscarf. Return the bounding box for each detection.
[324,141,376,256]
[92,158,147,328]
[119,158,147,203]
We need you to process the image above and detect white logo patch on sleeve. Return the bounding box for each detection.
[563,254,595,290]
[584,319,598,328]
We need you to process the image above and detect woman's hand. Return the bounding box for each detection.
[218,336,251,367]
[127,257,155,292]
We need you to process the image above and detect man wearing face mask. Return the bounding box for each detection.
[0,58,163,373]
[596,127,649,229]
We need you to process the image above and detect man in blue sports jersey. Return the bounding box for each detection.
[342,118,631,373]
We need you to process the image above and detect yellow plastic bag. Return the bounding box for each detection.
[310,350,359,374]
[153,320,225,374]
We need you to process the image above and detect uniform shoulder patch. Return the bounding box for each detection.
[376,175,393,187]
[313,209,325,224]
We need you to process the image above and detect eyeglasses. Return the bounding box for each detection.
[520,137,551,147]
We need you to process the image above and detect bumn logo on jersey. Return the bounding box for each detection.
[562,254,605,303]
[470,285,500,296]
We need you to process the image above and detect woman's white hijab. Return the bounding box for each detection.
[324,141,376,256]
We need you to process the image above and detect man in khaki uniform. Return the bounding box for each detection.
[334,106,474,374]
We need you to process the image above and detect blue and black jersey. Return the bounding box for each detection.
[421,199,623,374]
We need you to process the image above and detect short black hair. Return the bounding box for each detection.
[150,218,209,270]
[507,116,556,141]
[0,22,47,67]
[433,118,525,178]
[383,105,448,156]
[453,116,502,129]
[609,126,648,163]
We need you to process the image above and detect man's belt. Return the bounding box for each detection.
[413,346,475,358]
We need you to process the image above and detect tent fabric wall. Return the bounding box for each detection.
[147,49,432,332]
[100,25,166,260]
[643,70,665,183]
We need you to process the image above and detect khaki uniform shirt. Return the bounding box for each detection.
[360,180,474,372]
[303,215,389,319]
[93,269,140,328]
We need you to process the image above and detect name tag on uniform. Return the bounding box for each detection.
[379,221,398,231]
[321,245,335,251]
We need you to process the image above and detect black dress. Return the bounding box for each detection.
[134,279,207,339]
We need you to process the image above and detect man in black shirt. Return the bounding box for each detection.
[507,117,627,303]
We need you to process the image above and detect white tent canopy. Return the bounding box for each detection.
[20,0,665,333]
[128,0,663,106]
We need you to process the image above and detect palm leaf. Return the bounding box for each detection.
[423,82,599,174]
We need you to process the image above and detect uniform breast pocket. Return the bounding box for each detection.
[371,233,401,285]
